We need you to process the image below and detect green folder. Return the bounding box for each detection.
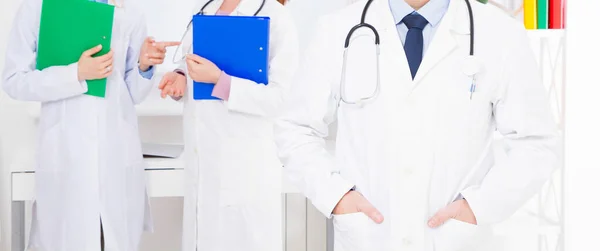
[36,0,115,98]
[537,0,549,29]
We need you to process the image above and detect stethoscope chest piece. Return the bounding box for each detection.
[462,55,482,77]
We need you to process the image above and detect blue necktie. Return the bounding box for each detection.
[94,0,108,4]
[402,13,429,79]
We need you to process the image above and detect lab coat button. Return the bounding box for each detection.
[402,237,413,246]
[403,169,414,176]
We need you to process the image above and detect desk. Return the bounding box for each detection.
[10,156,304,251]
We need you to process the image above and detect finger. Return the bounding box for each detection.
[158,77,171,90]
[83,44,103,57]
[149,58,164,65]
[359,203,384,224]
[428,203,460,228]
[161,86,173,99]
[155,41,181,48]
[98,58,113,70]
[185,54,205,64]
[150,46,167,54]
[95,50,114,63]
[146,52,166,60]
[101,68,113,78]
[146,36,156,45]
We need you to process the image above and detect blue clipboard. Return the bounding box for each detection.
[192,15,270,100]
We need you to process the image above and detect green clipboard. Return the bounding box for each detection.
[36,0,115,98]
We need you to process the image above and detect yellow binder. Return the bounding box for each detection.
[524,0,538,29]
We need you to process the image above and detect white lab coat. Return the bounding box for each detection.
[275,0,560,251]
[176,0,299,250]
[1,0,153,250]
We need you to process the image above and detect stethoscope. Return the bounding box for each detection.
[340,0,479,106]
[172,0,267,64]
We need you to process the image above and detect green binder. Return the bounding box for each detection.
[36,0,115,98]
[537,0,549,29]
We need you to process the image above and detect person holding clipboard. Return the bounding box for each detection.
[1,0,178,250]
[157,0,299,250]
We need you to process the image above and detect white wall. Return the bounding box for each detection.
[1,0,28,249]
[564,0,600,250]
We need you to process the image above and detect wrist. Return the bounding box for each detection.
[212,70,222,84]
[139,63,150,72]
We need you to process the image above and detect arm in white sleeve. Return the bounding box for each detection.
[275,17,354,218]
[1,0,87,102]
[124,11,153,105]
[460,24,560,225]
[226,10,300,117]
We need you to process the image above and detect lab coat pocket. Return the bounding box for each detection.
[433,219,492,251]
[333,212,375,251]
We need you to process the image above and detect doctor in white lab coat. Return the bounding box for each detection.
[1,0,177,250]
[276,0,559,250]
[157,0,298,250]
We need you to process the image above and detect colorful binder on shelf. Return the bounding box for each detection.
[192,15,270,100]
[549,0,565,29]
[523,0,538,29]
[36,0,115,98]
[537,0,549,29]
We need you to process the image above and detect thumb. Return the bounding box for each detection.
[83,44,103,57]
[359,202,384,224]
[428,203,460,228]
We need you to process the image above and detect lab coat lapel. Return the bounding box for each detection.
[371,0,414,90]
[411,0,464,86]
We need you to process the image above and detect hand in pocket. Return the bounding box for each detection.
[428,199,477,228]
[332,190,384,224]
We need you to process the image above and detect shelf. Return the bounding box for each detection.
[526,29,566,40]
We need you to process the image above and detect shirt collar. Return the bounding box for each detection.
[388,0,450,27]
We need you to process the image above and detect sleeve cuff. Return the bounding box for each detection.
[460,186,487,225]
[139,65,155,80]
[211,71,232,100]
[314,174,356,219]
[174,69,186,77]
[70,63,88,93]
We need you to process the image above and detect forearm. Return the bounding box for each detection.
[2,63,88,102]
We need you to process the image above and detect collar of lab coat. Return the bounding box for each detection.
[369,0,470,34]
[369,0,472,85]
[201,0,266,16]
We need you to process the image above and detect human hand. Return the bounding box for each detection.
[332,190,384,224]
[158,71,187,99]
[139,37,180,71]
[185,54,221,84]
[77,45,113,81]
[428,199,477,228]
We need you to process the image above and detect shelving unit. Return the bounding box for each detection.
[493,28,566,251]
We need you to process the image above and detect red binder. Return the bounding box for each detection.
[549,0,565,29]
